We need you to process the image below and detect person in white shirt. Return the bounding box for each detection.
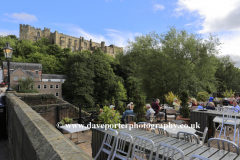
[172,98,180,111]
[145,104,155,119]
[232,100,240,112]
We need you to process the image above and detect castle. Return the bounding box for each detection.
[19,24,123,57]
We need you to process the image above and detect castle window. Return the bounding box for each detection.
[55,92,59,97]
[37,85,41,89]
[72,46,74,52]
[84,42,87,49]
[14,77,18,81]
[52,38,54,44]
[37,32,40,37]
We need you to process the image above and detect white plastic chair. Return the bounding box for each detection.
[213,107,225,137]
[111,132,133,160]
[130,136,154,160]
[177,131,200,144]
[218,108,240,146]
[189,154,210,160]
[155,142,185,160]
[137,122,151,131]
[151,127,169,137]
[195,127,208,146]
[94,128,118,160]
[208,138,239,154]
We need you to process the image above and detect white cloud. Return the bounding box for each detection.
[3,12,38,23]
[0,29,18,37]
[153,4,165,12]
[52,23,141,47]
[175,0,240,33]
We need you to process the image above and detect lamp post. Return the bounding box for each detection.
[2,42,13,91]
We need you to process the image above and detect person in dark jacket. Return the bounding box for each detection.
[151,99,164,122]
[206,102,215,110]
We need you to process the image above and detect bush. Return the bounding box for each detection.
[179,91,190,118]
[99,106,121,128]
[223,89,235,98]
[133,90,146,123]
[196,92,209,102]
[116,101,126,115]
[60,117,73,125]
[164,92,181,106]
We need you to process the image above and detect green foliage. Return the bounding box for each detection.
[223,89,235,98]
[116,101,126,115]
[179,91,190,118]
[99,106,121,128]
[17,78,39,93]
[196,92,209,102]
[133,90,146,122]
[60,117,73,125]
[164,92,181,106]
[206,85,212,94]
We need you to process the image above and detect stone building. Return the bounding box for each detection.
[2,62,66,98]
[19,24,123,57]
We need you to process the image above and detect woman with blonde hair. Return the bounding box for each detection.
[191,98,197,106]
[206,102,215,110]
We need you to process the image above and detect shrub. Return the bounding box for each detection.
[99,106,121,128]
[223,89,235,98]
[196,92,209,102]
[179,91,190,118]
[60,117,73,125]
[164,92,181,106]
[133,90,146,123]
[116,101,126,115]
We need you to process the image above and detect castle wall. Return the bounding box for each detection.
[19,24,123,56]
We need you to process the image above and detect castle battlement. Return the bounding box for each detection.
[19,24,123,57]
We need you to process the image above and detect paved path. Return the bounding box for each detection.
[0,140,11,160]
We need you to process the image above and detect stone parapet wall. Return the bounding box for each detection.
[6,92,93,160]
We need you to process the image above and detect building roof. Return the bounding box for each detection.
[42,74,67,79]
[2,62,42,70]
[10,68,39,78]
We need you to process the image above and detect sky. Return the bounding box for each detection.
[1,0,240,66]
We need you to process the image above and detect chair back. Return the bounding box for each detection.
[155,142,184,160]
[222,108,239,124]
[189,154,210,160]
[111,132,133,160]
[125,115,134,124]
[208,138,239,154]
[130,136,154,160]
[157,127,169,137]
[137,122,150,131]
[177,131,200,144]
[94,128,118,160]
[216,107,225,112]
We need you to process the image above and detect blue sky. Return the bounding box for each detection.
[1,0,240,66]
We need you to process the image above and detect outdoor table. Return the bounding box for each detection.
[60,124,90,144]
[190,109,240,143]
[164,124,196,137]
[92,128,240,160]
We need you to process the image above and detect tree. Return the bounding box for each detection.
[17,78,39,93]
[62,51,95,105]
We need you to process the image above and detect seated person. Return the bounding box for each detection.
[172,98,180,111]
[151,99,165,121]
[232,100,240,112]
[122,104,135,119]
[145,104,155,120]
[190,98,198,110]
[197,102,204,109]
[206,102,215,110]
[228,94,235,104]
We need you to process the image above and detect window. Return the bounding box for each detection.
[22,77,26,81]
[35,70,39,74]
[109,49,110,52]
[44,85,47,89]
[72,46,74,52]
[50,85,53,89]
[14,77,18,81]
[37,85,41,89]
[55,92,59,97]
[67,45,69,47]
[52,38,54,44]
[55,85,59,89]
[37,32,40,36]
[84,42,87,49]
